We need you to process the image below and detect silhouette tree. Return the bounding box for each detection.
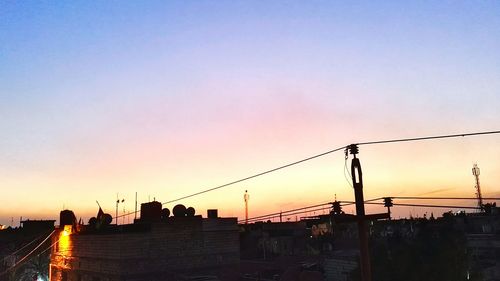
[370,219,480,281]
[12,253,49,281]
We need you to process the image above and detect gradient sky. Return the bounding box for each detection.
[1,1,499,225]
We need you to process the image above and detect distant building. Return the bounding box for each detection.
[460,206,500,281]
[0,219,55,281]
[21,219,56,233]
[49,204,239,281]
[240,221,308,259]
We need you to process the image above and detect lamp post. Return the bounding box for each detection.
[244,190,250,224]
[116,194,125,225]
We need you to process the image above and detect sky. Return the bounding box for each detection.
[1,1,499,225]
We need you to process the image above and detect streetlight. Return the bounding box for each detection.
[116,195,125,225]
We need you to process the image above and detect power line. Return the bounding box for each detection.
[243,199,483,224]
[340,197,500,203]
[37,235,64,256]
[356,130,500,146]
[364,202,480,210]
[242,197,384,223]
[392,197,500,200]
[162,146,347,205]
[340,200,482,210]
[117,145,347,219]
[239,202,332,223]
[0,230,55,276]
[116,130,500,220]
[364,197,385,203]
[244,197,484,223]
[245,206,331,223]
[162,130,500,206]
[4,232,49,257]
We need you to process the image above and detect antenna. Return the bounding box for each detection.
[116,194,125,225]
[122,199,126,225]
[244,190,250,224]
[472,164,483,211]
[135,192,138,221]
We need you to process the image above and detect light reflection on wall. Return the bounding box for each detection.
[57,225,72,267]
[50,225,74,281]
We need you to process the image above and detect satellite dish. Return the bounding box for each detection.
[103,214,112,225]
[186,207,195,217]
[161,208,170,219]
[173,204,187,217]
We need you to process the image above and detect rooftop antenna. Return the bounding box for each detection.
[134,192,138,221]
[116,194,125,225]
[122,203,126,225]
[244,190,250,224]
[472,164,483,211]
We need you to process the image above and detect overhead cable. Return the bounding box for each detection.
[0,230,55,276]
[117,130,500,219]
[356,130,500,146]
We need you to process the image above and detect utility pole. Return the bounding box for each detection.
[384,197,393,220]
[348,144,372,281]
[244,190,250,224]
[123,204,126,225]
[134,192,138,221]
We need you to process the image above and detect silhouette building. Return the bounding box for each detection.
[49,203,239,281]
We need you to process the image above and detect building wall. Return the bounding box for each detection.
[324,254,358,281]
[50,218,239,281]
[240,222,308,259]
[461,211,500,281]
[466,234,500,281]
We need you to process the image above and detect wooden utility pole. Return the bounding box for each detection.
[348,144,372,281]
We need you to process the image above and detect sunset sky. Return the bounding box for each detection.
[1,1,499,225]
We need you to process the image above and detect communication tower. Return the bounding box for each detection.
[472,164,483,211]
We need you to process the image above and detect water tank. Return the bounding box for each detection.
[140,201,162,222]
[207,209,218,218]
[60,210,76,226]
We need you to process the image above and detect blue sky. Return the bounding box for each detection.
[1,1,499,223]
